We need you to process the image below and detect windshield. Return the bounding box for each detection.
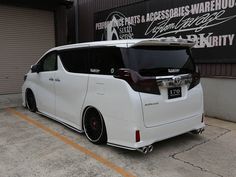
[121,46,195,76]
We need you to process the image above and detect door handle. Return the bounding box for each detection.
[55,78,60,82]
[49,78,54,81]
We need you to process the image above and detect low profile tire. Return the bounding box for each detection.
[26,90,37,112]
[83,107,107,144]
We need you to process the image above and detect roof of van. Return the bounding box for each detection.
[50,38,195,52]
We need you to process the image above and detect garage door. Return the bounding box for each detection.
[0,5,55,94]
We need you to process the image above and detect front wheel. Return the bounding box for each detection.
[26,90,37,112]
[83,107,107,144]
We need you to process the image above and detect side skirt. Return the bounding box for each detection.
[37,111,84,134]
[107,142,136,151]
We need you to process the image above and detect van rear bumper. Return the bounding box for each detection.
[133,113,205,148]
[109,113,205,150]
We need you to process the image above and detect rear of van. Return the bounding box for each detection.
[113,39,205,149]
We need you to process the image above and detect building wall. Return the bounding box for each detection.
[77,0,144,42]
[0,1,69,94]
[201,78,236,122]
[0,4,56,94]
[55,5,68,46]
[198,64,236,78]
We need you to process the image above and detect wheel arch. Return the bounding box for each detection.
[25,88,34,101]
[81,105,107,131]
[25,87,38,111]
[82,105,108,144]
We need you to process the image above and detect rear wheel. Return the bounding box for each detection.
[26,90,37,112]
[83,107,107,144]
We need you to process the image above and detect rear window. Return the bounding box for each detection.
[121,47,195,76]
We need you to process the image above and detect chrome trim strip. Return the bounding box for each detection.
[156,74,192,87]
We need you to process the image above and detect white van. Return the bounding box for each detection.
[22,38,205,153]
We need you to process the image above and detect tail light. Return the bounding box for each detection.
[114,68,160,95]
[135,130,140,142]
[189,72,200,90]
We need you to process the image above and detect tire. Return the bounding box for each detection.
[83,107,107,144]
[26,90,37,112]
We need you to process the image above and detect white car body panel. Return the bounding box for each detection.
[140,84,203,128]
[26,71,56,116]
[22,38,205,150]
[54,58,88,126]
[83,75,144,147]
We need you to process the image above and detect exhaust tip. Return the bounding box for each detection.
[148,145,153,153]
[137,145,153,154]
[143,147,148,154]
[191,128,205,135]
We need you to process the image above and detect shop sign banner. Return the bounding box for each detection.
[94,0,236,63]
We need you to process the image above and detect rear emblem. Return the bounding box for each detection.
[168,69,180,73]
[173,76,182,85]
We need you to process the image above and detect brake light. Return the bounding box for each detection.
[114,68,160,94]
[135,130,140,142]
[189,72,200,90]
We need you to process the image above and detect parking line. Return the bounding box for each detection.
[6,108,136,177]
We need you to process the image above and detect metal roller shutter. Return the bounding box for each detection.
[0,5,55,94]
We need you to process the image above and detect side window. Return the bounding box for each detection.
[59,49,88,73]
[38,52,57,72]
[90,47,124,75]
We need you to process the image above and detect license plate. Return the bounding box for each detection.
[168,87,182,99]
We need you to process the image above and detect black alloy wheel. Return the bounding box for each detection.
[83,108,107,144]
[26,90,37,112]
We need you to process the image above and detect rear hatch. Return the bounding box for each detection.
[121,46,202,127]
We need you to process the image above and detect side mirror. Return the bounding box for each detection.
[31,65,40,73]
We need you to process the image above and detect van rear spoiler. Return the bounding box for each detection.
[130,38,195,48]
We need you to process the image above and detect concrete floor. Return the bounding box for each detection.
[0,94,22,109]
[0,107,235,177]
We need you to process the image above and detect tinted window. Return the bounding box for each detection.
[122,47,195,76]
[59,49,88,73]
[90,47,124,75]
[38,52,57,72]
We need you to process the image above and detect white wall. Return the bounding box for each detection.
[201,78,236,122]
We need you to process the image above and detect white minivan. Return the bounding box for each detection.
[22,38,205,153]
